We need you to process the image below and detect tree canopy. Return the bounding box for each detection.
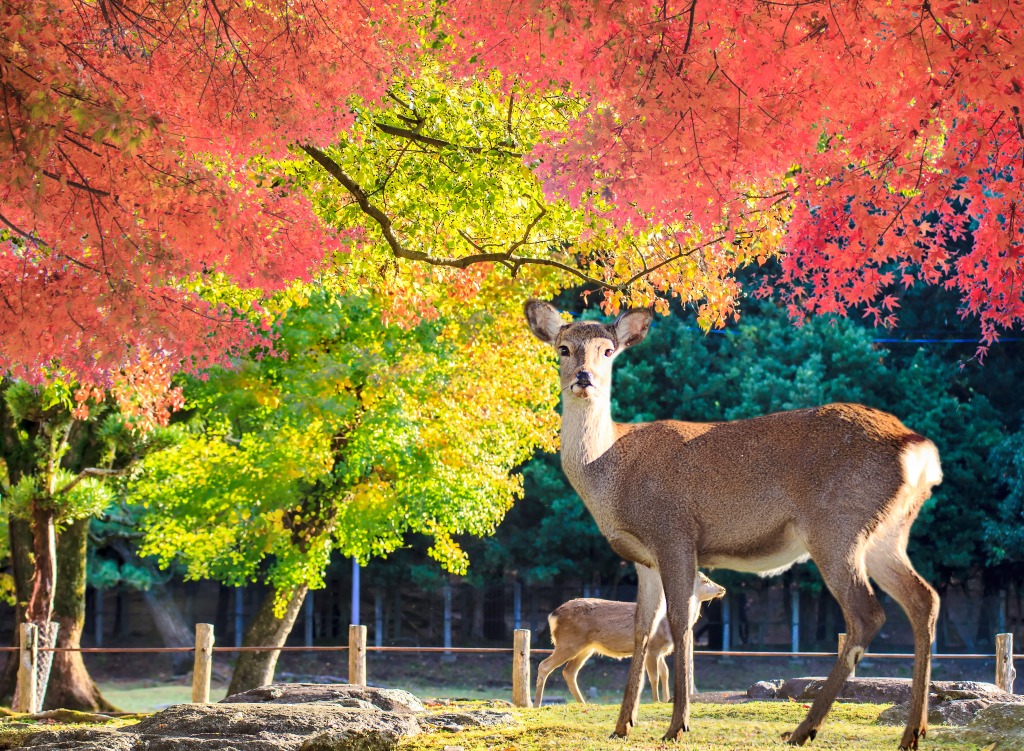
[3,0,1021,380]
[130,287,558,603]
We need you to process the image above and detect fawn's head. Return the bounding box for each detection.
[524,300,653,401]
[695,572,727,603]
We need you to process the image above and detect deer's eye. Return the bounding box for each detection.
[604,348,614,357]
[558,345,570,357]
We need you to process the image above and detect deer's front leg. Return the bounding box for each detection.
[612,564,664,737]
[660,555,698,740]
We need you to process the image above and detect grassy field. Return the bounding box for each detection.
[402,701,987,751]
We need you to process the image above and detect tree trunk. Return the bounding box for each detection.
[142,583,195,675]
[0,518,35,703]
[109,539,194,674]
[44,518,117,711]
[14,501,60,711]
[226,584,308,697]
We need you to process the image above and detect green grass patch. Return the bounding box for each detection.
[98,682,227,713]
[403,701,984,751]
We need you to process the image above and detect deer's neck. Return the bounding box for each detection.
[560,396,617,491]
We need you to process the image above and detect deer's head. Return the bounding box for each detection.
[695,572,727,602]
[524,300,653,401]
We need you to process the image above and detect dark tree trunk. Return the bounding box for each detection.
[26,502,57,624]
[470,587,485,641]
[226,585,308,697]
[142,584,195,675]
[44,518,117,711]
[0,518,35,703]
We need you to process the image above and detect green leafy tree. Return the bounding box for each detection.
[131,288,558,692]
[0,378,179,710]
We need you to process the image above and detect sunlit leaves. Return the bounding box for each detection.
[130,286,558,610]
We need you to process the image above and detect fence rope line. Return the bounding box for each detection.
[0,645,1019,659]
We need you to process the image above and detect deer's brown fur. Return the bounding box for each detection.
[524,300,941,750]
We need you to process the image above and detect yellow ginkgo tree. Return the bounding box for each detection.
[130,286,559,692]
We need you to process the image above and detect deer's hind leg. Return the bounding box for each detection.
[612,564,665,736]
[535,646,576,708]
[866,518,939,750]
[561,650,594,705]
[787,541,885,746]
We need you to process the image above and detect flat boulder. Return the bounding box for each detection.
[960,703,1024,751]
[746,680,784,700]
[779,677,1015,705]
[421,710,516,731]
[222,684,425,713]
[18,695,422,751]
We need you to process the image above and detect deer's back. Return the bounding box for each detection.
[593,403,936,570]
[550,598,672,658]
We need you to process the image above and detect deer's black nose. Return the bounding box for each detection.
[576,371,593,386]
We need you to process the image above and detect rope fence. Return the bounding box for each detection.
[9,623,1019,712]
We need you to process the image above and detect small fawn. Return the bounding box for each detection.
[534,571,725,707]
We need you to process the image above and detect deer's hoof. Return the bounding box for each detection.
[609,730,628,740]
[784,729,810,746]
[898,727,922,751]
[661,724,689,740]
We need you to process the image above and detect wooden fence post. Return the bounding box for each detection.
[838,633,855,679]
[15,623,39,714]
[192,623,215,703]
[512,628,531,707]
[995,633,1016,694]
[348,624,367,686]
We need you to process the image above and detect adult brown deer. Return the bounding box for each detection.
[534,571,725,708]
[523,300,942,749]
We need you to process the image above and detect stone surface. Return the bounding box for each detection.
[778,677,1016,705]
[877,698,1001,727]
[421,711,515,732]
[21,728,135,751]
[746,680,784,700]
[19,696,422,751]
[221,684,425,713]
[960,703,1024,751]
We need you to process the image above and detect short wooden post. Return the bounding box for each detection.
[192,623,215,703]
[839,633,855,678]
[15,623,39,713]
[995,633,1016,694]
[512,628,531,707]
[348,624,367,686]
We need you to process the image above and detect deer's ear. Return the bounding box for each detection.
[614,308,653,349]
[524,300,565,344]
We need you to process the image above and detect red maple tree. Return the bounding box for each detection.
[2,0,1022,382]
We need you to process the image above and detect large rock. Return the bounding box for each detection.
[960,703,1024,751]
[877,698,1004,727]
[421,711,515,731]
[746,680,784,700]
[778,677,1013,705]
[18,688,424,751]
[222,684,425,713]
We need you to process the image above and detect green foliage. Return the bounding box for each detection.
[130,288,558,610]
[987,430,1024,566]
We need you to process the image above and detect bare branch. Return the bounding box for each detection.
[55,465,134,496]
[372,121,523,158]
[301,145,723,294]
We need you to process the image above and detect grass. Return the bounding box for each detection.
[97,682,227,712]
[401,701,987,751]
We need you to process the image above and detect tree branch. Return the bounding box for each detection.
[55,465,135,496]
[372,121,523,158]
[300,144,720,293]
